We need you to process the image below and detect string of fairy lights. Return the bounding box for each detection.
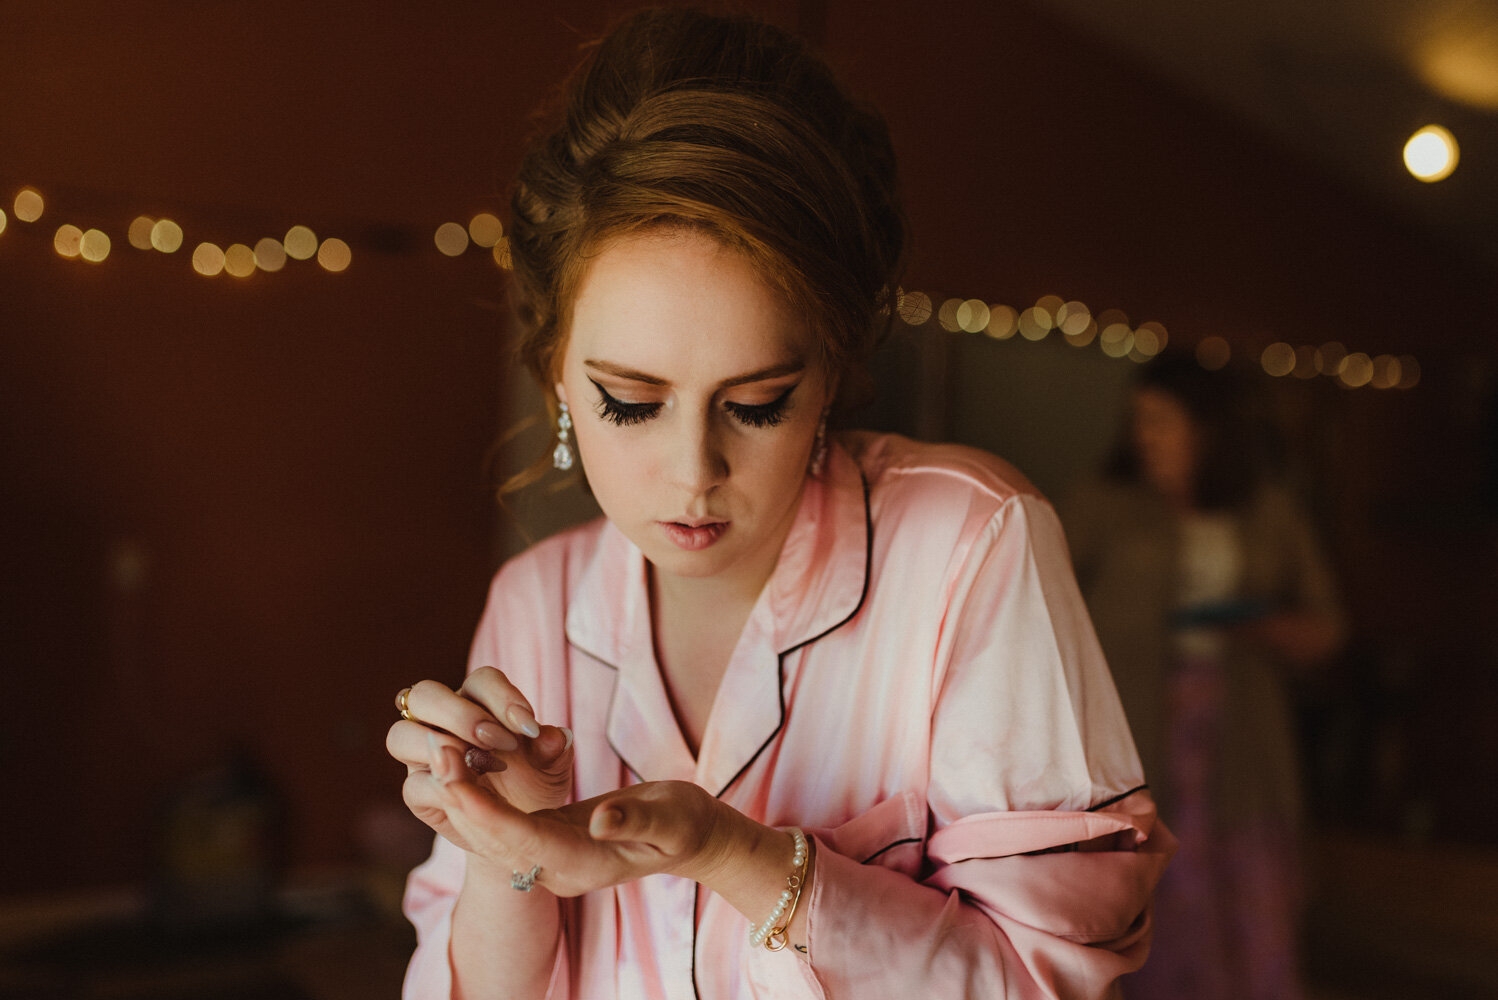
[893,290,1421,390]
[3,183,1418,390]
[0,184,512,277]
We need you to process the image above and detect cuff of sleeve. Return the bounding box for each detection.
[739,836,828,1000]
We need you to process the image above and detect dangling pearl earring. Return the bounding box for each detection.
[808,410,829,477]
[552,402,574,471]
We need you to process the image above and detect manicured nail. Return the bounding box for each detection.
[560,726,574,752]
[476,720,520,752]
[508,705,541,739]
[464,747,505,774]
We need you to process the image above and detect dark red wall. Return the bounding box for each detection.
[2,0,1491,896]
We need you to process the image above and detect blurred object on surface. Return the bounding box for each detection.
[0,869,412,1000]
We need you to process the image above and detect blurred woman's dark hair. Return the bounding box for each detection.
[1105,351,1265,510]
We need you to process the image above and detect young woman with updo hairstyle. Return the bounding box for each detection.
[387,9,1171,998]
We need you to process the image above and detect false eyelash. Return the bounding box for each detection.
[590,379,661,426]
[725,383,797,428]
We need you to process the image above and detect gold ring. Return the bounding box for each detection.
[396,686,417,722]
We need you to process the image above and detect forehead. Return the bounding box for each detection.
[564,230,812,374]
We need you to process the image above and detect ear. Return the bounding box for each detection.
[554,382,569,407]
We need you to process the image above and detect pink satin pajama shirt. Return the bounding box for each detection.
[403,431,1172,999]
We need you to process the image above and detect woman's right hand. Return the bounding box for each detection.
[386,667,574,852]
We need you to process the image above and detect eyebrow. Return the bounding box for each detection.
[583,358,806,389]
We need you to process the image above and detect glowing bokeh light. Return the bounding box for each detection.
[493,236,513,270]
[151,219,183,253]
[468,212,503,248]
[0,208,7,235]
[1196,336,1231,371]
[1095,308,1128,330]
[79,228,111,262]
[254,237,287,272]
[1397,355,1421,389]
[956,298,991,333]
[1370,354,1402,389]
[1099,320,1131,347]
[1315,341,1346,375]
[1064,318,1098,348]
[1018,306,1053,341]
[1057,300,1091,336]
[1035,294,1064,327]
[897,290,932,326]
[1338,352,1374,388]
[193,242,226,276]
[435,221,469,257]
[985,304,1019,340]
[1404,125,1459,182]
[1100,327,1134,358]
[937,298,962,333]
[15,188,43,222]
[284,225,317,260]
[318,237,351,272]
[54,224,83,257]
[128,216,155,250]
[224,243,256,277]
[1134,321,1167,357]
[1261,342,1296,377]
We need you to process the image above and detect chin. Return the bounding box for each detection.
[649,547,734,580]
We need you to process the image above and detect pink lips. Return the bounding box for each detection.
[659,520,728,551]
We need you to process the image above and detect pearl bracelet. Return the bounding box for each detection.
[748,827,809,951]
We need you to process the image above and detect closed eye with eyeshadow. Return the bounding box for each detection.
[589,377,798,429]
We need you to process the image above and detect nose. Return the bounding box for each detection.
[664,412,728,497]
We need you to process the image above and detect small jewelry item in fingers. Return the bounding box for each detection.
[396,685,419,722]
[510,863,541,892]
[464,747,505,774]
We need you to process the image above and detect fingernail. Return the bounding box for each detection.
[591,805,622,837]
[476,720,520,752]
[560,726,574,752]
[464,747,506,774]
[508,705,541,739]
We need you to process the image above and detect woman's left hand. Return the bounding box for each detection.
[426,742,740,897]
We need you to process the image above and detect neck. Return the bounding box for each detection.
[649,548,775,623]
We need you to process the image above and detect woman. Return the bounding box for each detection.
[1063,355,1343,1000]
[387,9,1171,998]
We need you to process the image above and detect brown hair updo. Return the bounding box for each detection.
[508,6,906,416]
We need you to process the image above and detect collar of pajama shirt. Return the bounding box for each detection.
[563,438,870,798]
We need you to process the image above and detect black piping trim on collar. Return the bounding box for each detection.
[691,472,873,1000]
[708,471,873,802]
[691,882,702,998]
[568,474,876,792]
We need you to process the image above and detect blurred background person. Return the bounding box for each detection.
[1062,352,1345,1000]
